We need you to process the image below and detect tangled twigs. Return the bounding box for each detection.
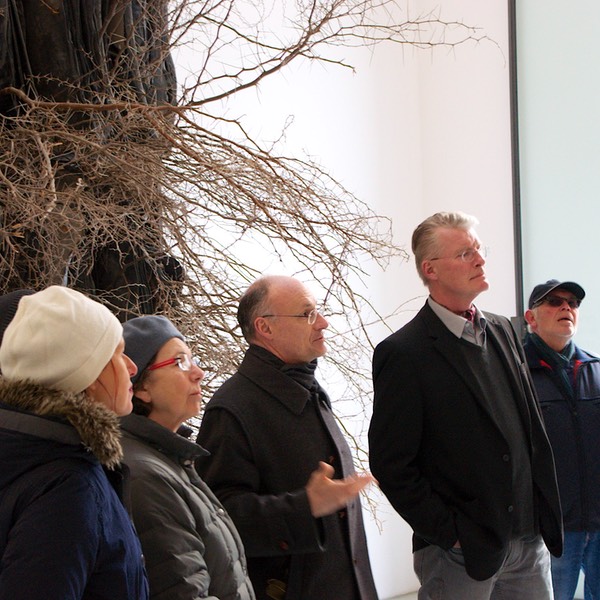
[0,0,488,477]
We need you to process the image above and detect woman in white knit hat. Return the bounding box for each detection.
[0,285,148,600]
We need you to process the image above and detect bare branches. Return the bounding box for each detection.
[173,0,489,105]
[0,0,487,473]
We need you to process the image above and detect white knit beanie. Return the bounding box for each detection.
[0,286,123,393]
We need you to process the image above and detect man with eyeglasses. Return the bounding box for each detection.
[524,279,600,600]
[196,275,379,600]
[369,212,562,599]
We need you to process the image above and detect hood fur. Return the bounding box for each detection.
[0,379,123,469]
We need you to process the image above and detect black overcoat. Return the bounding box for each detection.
[197,345,378,600]
[368,302,563,581]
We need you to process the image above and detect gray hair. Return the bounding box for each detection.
[411,211,479,284]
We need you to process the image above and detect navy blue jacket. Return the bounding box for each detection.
[0,381,148,600]
[524,336,600,532]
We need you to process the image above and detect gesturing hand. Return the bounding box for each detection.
[306,461,374,518]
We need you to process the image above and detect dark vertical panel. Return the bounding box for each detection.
[507,0,524,318]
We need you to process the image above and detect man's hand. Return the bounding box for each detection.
[305,461,374,518]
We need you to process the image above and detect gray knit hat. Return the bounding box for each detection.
[123,315,184,384]
[0,286,122,393]
[0,289,34,348]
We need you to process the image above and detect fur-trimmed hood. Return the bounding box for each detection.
[0,379,123,469]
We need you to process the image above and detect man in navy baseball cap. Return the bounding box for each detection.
[524,278,600,600]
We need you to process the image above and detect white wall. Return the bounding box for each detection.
[179,2,515,597]
[360,3,514,596]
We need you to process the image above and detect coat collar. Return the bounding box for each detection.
[0,378,123,469]
[238,345,325,415]
[524,334,600,368]
[120,413,209,461]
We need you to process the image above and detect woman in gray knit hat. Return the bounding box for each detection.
[121,315,255,600]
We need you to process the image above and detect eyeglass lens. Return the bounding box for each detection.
[176,355,190,371]
[543,296,581,309]
[461,247,487,261]
[177,355,201,371]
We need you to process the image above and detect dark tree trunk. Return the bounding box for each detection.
[0,0,180,317]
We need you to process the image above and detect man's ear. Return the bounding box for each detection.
[422,260,437,282]
[254,316,272,340]
[524,309,536,329]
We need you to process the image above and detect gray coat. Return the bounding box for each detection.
[120,414,255,600]
[196,345,378,600]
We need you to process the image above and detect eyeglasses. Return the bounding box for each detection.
[534,295,581,310]
[430,246,489,263]
[147,354,201,372]
[261,307,320,325]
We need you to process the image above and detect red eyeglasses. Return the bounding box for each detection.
[147,354,200,372]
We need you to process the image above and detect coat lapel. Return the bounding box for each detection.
[421,304,490,413]
[484,314,535,439]
[421,303,532,434]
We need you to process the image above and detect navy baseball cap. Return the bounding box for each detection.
[528,279,585,309]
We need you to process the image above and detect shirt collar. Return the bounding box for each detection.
[427,296,486,339]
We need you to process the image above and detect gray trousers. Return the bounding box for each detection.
[414,536,553,600]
